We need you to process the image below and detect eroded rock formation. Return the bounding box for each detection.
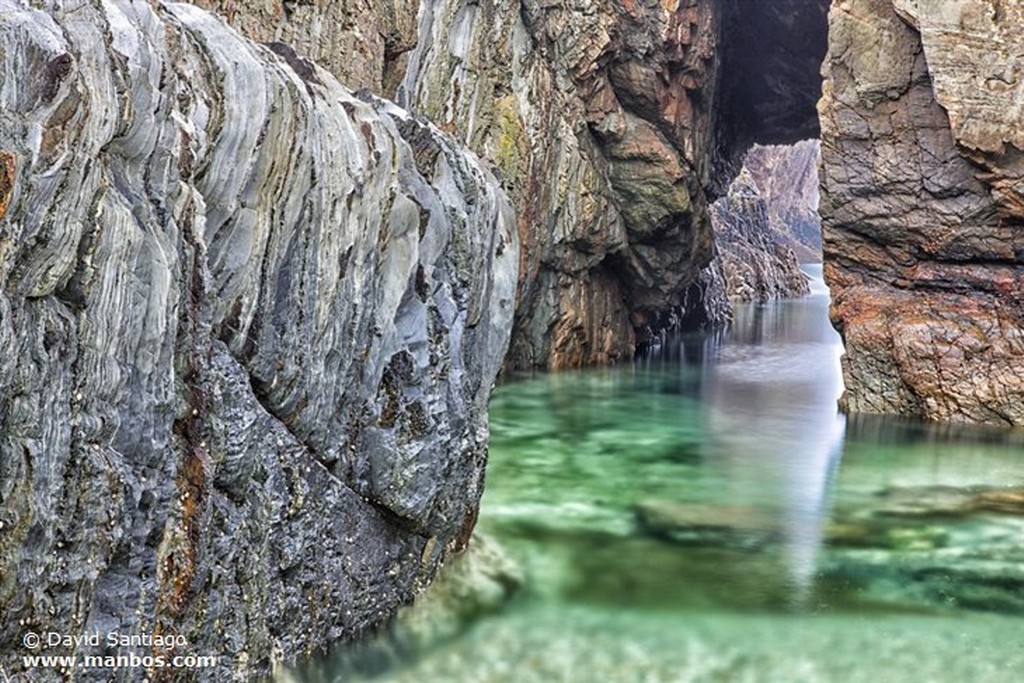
[709,168,810,304]
[398,0,722,365]
[0,1,516,678]
[742,140,822,263]
[188,0,830,368]
[820,0,1024,425]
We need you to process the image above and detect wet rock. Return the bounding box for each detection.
[635,501,776,551]
[819,0,1024,425]
[293,532,523,681]
[822,483,1024,614]
[0,2,516,679]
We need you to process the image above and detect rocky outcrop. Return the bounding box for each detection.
[708,167,811,304]
[819,0,1024,425]
[398,0,722,365]
[742,140,822,263]
[0,1,516,679]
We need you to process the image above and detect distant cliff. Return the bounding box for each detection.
[819,0,1024,425]
[742,140,822,264]
[0,1,516,679]
[703,141,820,309]
[709,167,810,306]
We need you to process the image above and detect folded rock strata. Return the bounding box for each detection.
[819,0,1024,425]
[0,1,516,678]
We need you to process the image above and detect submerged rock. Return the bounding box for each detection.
[635,501,777,551]
[819,0,1024,425]
[0,1,516,679]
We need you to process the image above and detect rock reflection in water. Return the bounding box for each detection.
[302,266,1024,683]
[647,265,846,606]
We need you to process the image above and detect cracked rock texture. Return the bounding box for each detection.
[819,0,1024,425]
[398,0,722,365]
[0,1,517,680]
[709,167,810,304]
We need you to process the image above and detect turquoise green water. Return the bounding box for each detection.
[304,266,1024,682]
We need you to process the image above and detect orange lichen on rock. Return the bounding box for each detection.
[0,151,14,221]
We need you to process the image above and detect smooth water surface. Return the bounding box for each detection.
[309,265,1024,682]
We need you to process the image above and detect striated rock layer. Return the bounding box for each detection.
[819,0,1024,425]
[0,1,517,679]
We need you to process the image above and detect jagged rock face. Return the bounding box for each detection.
[190,0,420,94]
[398,0,723,366]
[0,1,517,679]
[708,169,810,304]
[819,0,1024,425]
[186,0,831,369]
[742,140,822,263]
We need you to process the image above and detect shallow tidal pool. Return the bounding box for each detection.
[303,266,1024,682]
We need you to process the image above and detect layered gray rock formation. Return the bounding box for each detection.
[0,1,516,679]
[819,0,1024,425]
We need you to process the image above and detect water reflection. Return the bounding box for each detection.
[648,265,847,605]
[301,266,1024,683]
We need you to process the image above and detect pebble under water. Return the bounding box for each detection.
[301,265,1024,682]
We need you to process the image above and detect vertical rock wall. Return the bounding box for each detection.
[189,0,831,369]
[819,0,1024,425]
[0,1,517,679]
[398,0,723,366]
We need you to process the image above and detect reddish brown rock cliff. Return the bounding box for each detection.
[819,0,1024,425]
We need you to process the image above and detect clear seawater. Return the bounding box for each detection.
[302,264,1024,682]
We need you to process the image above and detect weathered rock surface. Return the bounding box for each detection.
[398,0,722,365]
[742,140,822,263]
[819,0,1024,425]
[708,167,811,304]
[0,1,516,679]
[187,0,830,368]
[190,0,420,94]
